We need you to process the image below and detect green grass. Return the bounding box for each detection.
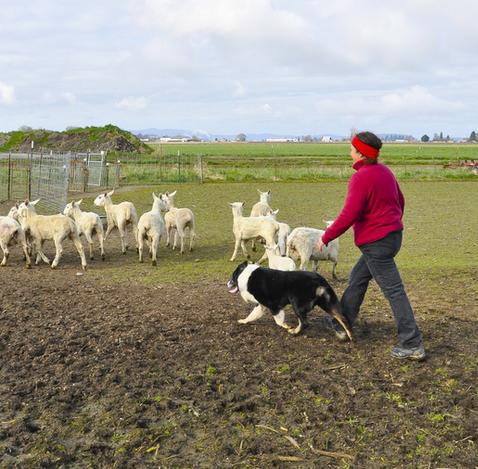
[79,180,478,285]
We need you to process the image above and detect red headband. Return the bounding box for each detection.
[352,135,380,159]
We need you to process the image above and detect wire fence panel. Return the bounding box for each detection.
[30,153,69,213]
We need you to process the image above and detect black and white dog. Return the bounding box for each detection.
[227,261,352,340]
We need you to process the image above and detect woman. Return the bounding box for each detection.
[317,131,425,360]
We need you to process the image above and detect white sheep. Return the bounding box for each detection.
[229,202,279,262]
[250,189,274,252]
[286,222,339,279]
[137,193,167,266]
[160,191,196,254]
[94,189,138,254]
[0,208,31,268]
[264,244,296,271]
[17,199,87,270]
[63,200,105,260]
[276,221,291,256]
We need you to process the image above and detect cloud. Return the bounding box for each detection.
[116,96,148,111]
[0,81,15,105]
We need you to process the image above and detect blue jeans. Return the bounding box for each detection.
[339,230,422,348]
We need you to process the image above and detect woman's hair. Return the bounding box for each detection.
[354,131,382,164]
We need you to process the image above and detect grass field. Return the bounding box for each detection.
[112,142,478,185]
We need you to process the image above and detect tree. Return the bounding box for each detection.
[236,133,247,142]
[468,131,477,142]
[421,134,430,142]
[18,125,32,132]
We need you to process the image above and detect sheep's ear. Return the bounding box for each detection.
[229,203,234,207]
[107,189,115,197]
[152,192,158,200]
[31,199,40,206]
[272,209,279,215]
[257,189,261,194]
[267,190,271,195]
[241,202,245,207]
[165,191,169,196]
[15,202,19,208]
[24,199,29,206]
[77,199,83,206]
[169,190,177,197]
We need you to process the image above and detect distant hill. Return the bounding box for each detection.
[0,125,153,153]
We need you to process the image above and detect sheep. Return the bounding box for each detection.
[276,221,291,256]
[137,193,168,265]
[0,208,31,268]
[229,202,279,262]
[250,189,274,252]
[286,223,339,279]
[63,200,105,261]
[159,191,196,254]
[17,199,87,270]
[264,244,296,271]
[94,189,138,254]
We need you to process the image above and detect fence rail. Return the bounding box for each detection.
[0,151,119,212]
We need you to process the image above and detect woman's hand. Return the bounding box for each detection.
[317,238,325,252]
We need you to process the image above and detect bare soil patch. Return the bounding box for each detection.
[1,255,477,467]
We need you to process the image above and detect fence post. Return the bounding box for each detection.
[115,162,121,188]
[198,154,203,183]
[177,150,181,182]
[82,163,89,193]
[7,152,11,200]
[105,163,110,188]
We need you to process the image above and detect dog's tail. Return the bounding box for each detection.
[330,308,353,341]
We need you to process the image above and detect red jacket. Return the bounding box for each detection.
[322,159,404,247]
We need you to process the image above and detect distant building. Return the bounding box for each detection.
[265,138,299,143]
[321,136,332,143]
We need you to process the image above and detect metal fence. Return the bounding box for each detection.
[0,151,118,213]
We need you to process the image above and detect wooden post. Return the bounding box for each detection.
[115,162,121,188]
[82,163,89,193]
[198,154,203,183]
[105,163,110,188]
[177,150,181,182]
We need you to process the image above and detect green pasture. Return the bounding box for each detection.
[111,143,478,185]
[79,181,478,286]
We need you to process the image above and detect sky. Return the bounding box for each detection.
[1,0,477,138]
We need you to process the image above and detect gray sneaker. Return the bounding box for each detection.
[391,344,426,361]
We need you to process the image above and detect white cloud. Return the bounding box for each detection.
[233,81,246,98]
[0,81,15,105]
[116,96,148,111]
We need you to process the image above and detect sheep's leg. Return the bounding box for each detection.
[238,304,267,324]
[151,234,159,266]
[51,237,64,269]
[188,227,195,252]
[165,226,171,247]
[312,260,319,272]
[97,226,105,260]
[104,223,114,241]
[118,224,127,254]
[176,226,186,254]
[172,229,179,251]
[36,240,50,265]
[230,238,242,261]
[70,233,87,270]
[84,231,94,260]
[132,221,139,252]
[17,231,31,268]
[240,240,249,258]
[138,232,144,263]
[0,243,8,266]
[332,261,338,280]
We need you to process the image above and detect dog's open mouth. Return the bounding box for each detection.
[227,280,239,294]
[228,286,239,294]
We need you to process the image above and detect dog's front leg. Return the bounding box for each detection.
[238,304,267,324]
[273,310,292,330]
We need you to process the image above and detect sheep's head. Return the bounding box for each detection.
[94,192,108,207]
[63,202,74,217]
[153,192,169,212]
[229,202,245,216]
[17,199,38,221]
[258,189,271,204]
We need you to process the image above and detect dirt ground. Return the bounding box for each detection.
[1,241,478,468]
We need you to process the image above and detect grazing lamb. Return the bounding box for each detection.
[159,191,196,254]
[17,199,87,270]
[0,209,31,268]
[264,244,296,271]
[250,190,274,252]
[286,223,339,279]
[63,200,105,260]
[229,202,279,262]
[94,190,138,254]
[137,193,167,265]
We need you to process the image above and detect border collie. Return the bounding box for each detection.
[227,261,352,340]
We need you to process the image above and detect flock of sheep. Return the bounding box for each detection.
[0,188,339,277]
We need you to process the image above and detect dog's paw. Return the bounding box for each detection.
[288,326,302,335]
